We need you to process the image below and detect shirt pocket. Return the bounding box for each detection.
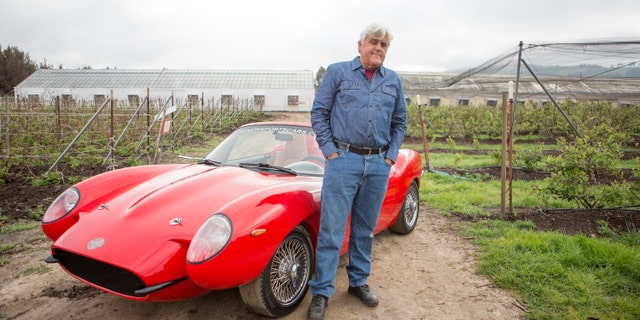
[379,85,398,118]
[382,85,398,101]
[338,80,363,108]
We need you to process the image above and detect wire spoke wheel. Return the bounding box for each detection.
[403,184,419,227]
[269,236,311,305]
[390,181,419,234]
[239,226,313,317]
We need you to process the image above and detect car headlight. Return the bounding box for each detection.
[42,187,80,223]
[187,214,232,264]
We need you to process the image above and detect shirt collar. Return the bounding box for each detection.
[351,56,386,77]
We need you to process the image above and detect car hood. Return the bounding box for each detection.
[52,164,298,279]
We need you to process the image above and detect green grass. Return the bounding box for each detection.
[417,146,639,319]
[463,220,640,320]
[1,243,15,253]
[0,219,40,233]
[429,153,498,169]
[408,142,638,171]
[420,170,573,216]
[620,157,639,169]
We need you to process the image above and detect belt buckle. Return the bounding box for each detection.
[365,148,374,156]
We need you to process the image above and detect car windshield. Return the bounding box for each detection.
[203,124,325,175]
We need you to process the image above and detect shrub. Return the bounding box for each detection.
[514,143,546,171]
[538,134,637,208]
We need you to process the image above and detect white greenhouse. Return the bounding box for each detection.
[14,69,316,112]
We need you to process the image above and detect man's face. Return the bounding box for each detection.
[358,34,390,70]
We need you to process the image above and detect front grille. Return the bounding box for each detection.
[54,249,145,297]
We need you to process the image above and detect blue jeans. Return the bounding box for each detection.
[309,149,391,298]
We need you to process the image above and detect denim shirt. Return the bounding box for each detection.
[311,56,407,162]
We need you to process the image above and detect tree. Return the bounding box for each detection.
[315,66,326,91]
[0,45,38,95]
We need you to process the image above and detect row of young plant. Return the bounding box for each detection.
[405,101,639,209]
[406,100,640,143]
[0,100,264,181]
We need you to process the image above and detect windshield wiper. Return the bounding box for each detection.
[197,158,222,166]
[239,162,297,175]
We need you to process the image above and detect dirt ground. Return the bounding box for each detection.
[1,112,638,319]
[0,207,526,320]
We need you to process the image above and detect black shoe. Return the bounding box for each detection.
[348,284,379,307]
[307,295,328,320]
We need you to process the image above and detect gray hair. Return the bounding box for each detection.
[359,23,394,46]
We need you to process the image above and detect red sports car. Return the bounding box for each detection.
[42,122,423,317]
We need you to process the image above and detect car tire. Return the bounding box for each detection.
[389,181,419,234]
[239,225,313,317]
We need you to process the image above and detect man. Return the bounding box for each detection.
[307,23,407,320]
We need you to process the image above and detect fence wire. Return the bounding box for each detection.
[0,95,260,175]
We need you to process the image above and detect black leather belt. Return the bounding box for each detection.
[334,141,388,155]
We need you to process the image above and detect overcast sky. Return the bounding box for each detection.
[2,0,639,73]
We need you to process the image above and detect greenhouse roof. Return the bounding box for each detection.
[399,71,640,100]
[17,69,316,90]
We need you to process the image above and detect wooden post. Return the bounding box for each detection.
[3,95,9,158]
[55,96,62,141]
[152,106,165,164]
[170,93,174,154]
[110,90,115,140]
[201,92,205,139]
[500,92,508,216]
[146,88,150,159]
[109,90,115,169]
[417,95,430,170]
[508,82,514,213]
